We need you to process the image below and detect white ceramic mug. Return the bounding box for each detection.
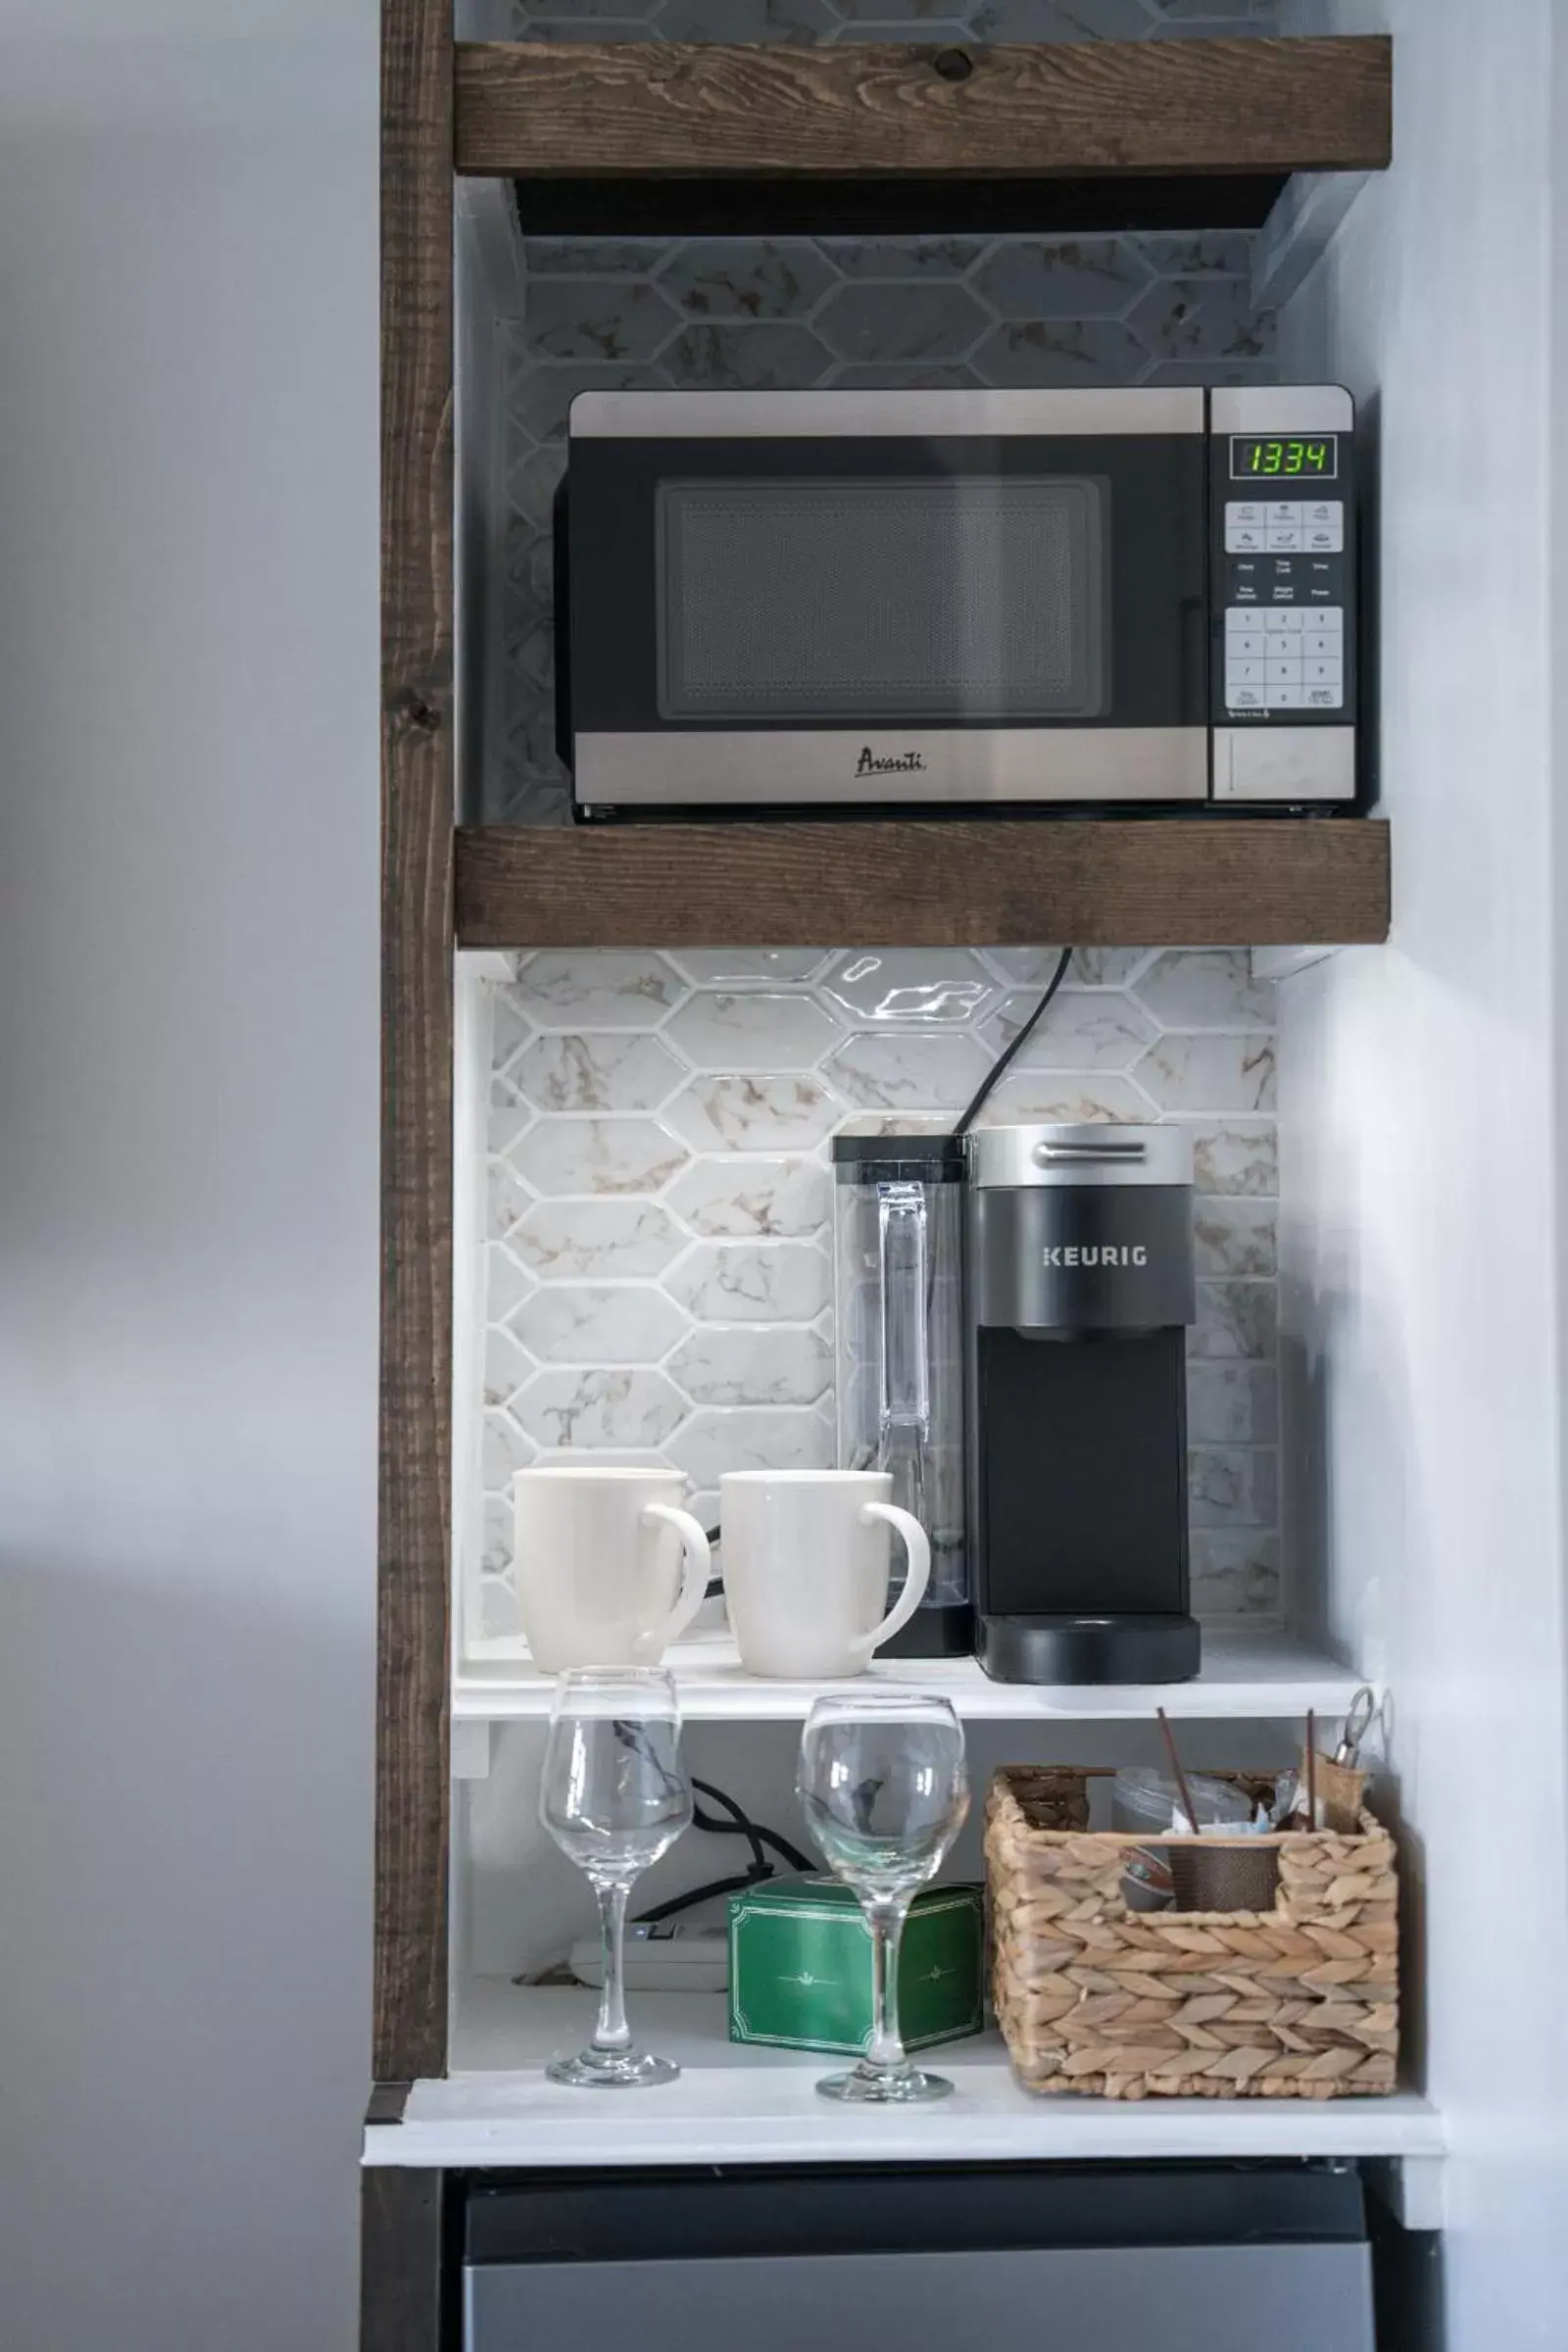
[513,1467,712,1673]
[718,1469,931,1680]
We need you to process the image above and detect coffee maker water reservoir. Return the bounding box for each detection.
[832,1132,970,1658]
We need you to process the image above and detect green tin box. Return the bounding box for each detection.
[727,1877,985,2056]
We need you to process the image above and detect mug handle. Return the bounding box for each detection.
[632,1503,712,1663]
[851,1502,931,1665]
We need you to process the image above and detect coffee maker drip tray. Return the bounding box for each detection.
[980,1612,1200,1686]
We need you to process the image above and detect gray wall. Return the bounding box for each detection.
[0,7,377,2348]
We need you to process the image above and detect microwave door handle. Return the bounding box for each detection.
[553,477,573,777]
[1183,590,1209,732]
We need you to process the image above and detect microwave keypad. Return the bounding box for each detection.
[1223,536,1348,713]
[1225,606,1344,710]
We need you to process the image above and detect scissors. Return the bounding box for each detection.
[1333,1686,1379,1768]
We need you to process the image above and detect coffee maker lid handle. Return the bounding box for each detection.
[1033,1137,1148,1164]
[969,1122,1191,1189]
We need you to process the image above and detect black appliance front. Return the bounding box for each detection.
[965,1126,1200,1685]
[975,1325,1193,1683]
[564,387,1208,816]
[464,2162,1376,2352]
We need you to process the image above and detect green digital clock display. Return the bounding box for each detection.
[1230,435,1339,480]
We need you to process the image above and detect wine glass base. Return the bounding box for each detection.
[547,2048,680,2090]
[816,2061,955,2105]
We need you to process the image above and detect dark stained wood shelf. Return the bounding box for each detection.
[455,37,1392,195]
[455,818,1391,952]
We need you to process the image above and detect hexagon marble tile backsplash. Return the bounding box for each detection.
[502,1,1280,50]
[480,0,1284,823]
[469,947,1282,1660]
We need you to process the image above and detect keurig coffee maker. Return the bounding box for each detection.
[965,1122,1200,1685]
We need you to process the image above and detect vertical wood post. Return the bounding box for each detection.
[363,2170,455,2352]
[378,0,454,2087]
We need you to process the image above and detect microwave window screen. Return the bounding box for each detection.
[656,476,1107,722]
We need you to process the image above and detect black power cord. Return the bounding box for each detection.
[692,1775,813,1875]
[636,1775,814,1927]
[520,1757,816,1984]
[951,945,1074,1138]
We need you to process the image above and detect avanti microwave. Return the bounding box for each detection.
[560,385,1358,817]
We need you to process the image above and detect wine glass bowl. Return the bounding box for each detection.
[539,1667,693,2088]
[797,1691,970,2104]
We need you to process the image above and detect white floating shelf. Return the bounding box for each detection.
[366,1987,1445,2217]
[454,1628,1369,1727]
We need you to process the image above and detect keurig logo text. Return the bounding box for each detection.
[1043,1245,1148,1268]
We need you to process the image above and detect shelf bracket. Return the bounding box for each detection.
[1253,169,1372,312]
[452,1717,496,1782]
[1363,2152,1446,2233]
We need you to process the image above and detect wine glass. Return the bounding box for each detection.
[539,1667,693,2088]
[796,1690,970,2104]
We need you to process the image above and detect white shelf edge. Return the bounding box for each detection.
[364,1992,1443,2178]
[364,2096,1446,2175]
[453,1630,1370,1733]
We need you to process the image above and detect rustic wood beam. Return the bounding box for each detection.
[455,820,1392,952]
[378,0,453,2088]
[454,36,1393,183]
[362,2169,452,2352]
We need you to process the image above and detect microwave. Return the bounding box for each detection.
[560,384,1358,818]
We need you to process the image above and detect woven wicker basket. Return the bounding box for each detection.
[986,1766,1398,2102]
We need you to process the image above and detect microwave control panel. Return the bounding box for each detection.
[1207,389,1356,802]
[1212,428,1353,719]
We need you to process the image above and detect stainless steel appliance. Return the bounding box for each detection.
[831,1131,970,1658]
[562,385,1357,816]
[966,1122,1200,1685]
[464,2164,1376,2352]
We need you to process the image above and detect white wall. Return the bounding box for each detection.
[0,9,377,2349]
[1276,2,1568,2344]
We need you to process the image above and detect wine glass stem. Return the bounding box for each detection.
[592,1880,633,2054]
[866,1898,910,2073]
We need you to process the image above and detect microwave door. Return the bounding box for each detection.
[566,412,1207,811]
